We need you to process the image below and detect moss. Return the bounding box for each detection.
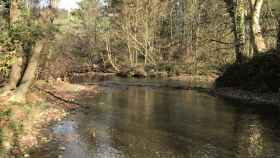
[215,51,280,93]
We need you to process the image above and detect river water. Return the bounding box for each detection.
[31,79,280,158]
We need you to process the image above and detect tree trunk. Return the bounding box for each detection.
[224,0,246,63]
[9,0,22,86]
[0,46,25,95]
[9,0,21,23]
[250,0,267,53]
[9,40,45,103]
[0,0,25,96]
[277,19,280,51]
[234,0,246,63]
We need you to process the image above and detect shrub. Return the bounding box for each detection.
[215,51,280,93]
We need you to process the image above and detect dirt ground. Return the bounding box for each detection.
[0,80,101,158]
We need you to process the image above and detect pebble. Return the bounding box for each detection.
[59,146,66,151]
[41,137,48,142]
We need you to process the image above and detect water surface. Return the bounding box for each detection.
[31,80,280,158]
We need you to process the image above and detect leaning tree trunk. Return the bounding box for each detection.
[9,40,45,103]
[1,0,25,96]
[1,45,25,96]
[250,0,267,53]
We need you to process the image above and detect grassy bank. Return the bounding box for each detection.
[215,52,280,93]
[214,51,280,105]
[0,81,100,157]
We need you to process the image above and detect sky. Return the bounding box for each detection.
[58,0,82,10]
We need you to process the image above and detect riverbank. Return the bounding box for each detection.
[28,78,280,158]
[0,81,100,158]
[213,52,280,106]
[2,72,279,157]
[1,76,279,157]
[212,88,280,106]
[68,71,280,107]
[69,71,217,86]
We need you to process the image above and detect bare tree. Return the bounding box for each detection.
[250,0,267,53]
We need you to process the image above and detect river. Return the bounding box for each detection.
[30,79,280,158]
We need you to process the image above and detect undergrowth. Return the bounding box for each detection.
[215,51,280,93]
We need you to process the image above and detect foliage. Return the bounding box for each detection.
[0,5,11,81]
[0,0,280,87]
[0,0,59,83]
[0,0,10,18]
[9,7,46,45]
[50,0,241,76]
[9,22,42,45]
[215,51,280,93]
[0,52,15,78]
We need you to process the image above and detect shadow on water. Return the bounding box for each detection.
[30,79,280,158]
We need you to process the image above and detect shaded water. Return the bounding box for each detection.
[31,80,280,158]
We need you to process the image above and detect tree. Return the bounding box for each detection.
[9,39,45,102]
[249,0,267,53]
[234,0,246,63]
[1,0,25,95]
[1,0,55,102]
[44,0,278,79]
[224,0,246,63]
[277,20,280,50]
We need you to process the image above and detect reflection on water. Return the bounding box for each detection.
[31,81,280,158]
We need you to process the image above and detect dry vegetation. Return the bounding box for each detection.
[0,80,101,157]
[0,0,280,157]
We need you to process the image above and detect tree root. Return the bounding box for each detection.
[0,87,14,97]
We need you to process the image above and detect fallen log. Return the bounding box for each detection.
[34,86,84,107]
